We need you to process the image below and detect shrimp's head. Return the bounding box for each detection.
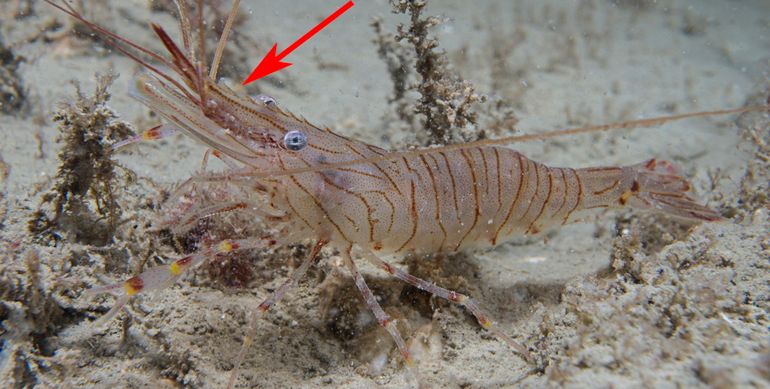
[216,91,363,172]
[131,74,357,173]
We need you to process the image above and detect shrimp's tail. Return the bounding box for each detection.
[576,159,722,222]
[627,159,723,221]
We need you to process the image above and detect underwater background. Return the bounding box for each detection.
[0,0,768,387]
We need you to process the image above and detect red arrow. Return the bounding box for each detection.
[242,1,355,85]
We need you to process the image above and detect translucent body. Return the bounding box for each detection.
[131,73,719,257]
[274,143,719,255]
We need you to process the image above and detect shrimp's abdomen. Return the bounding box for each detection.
[393,147,577,253]
[279,145,718,255]
[309,146,568,254]
[333,148,718,254]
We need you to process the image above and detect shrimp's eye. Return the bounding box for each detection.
[283,130,307,151]
[255,94,277,106]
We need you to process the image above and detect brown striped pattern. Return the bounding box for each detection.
[264,114,666,254]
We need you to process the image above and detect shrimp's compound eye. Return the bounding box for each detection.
[283,130,307,151]
[255,94,277,106]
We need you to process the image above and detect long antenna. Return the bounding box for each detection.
[211,0,241,80]
[252,104,767,179]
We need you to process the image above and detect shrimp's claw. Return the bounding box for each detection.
[627,158,723,222]
[112,124,179,151]
[85,259,191,328]
[86,238,274,329]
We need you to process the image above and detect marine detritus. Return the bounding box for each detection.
[372,0,488,146]
[28,72,133,246]
[0,34,27,116]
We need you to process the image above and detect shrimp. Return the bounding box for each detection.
[46,1,767,387]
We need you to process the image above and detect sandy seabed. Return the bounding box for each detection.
[0,0,768,388]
